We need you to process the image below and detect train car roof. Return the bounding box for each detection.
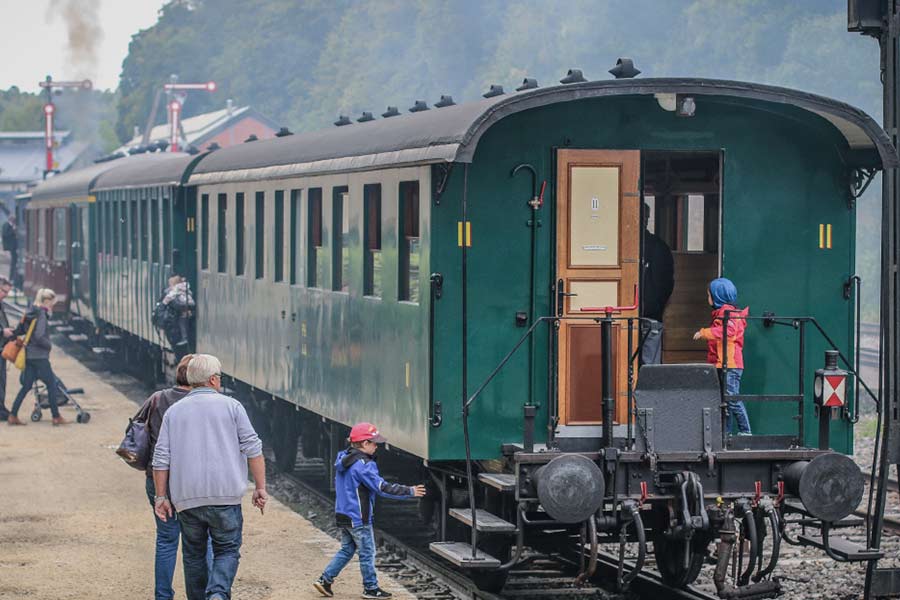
[29,159,124,205]
[189,77,898,185]
[91,152,203,192]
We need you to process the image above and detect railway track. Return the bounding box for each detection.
[270,458,719,600]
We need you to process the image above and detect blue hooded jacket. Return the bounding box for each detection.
[333,448,413,527]
[709,278,738,309]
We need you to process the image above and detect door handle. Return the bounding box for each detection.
[556,279,577,317]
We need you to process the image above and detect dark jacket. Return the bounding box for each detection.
[15,306,51,360]
[642,231,675,321]
[0,303,12,346]
[333,448,413,527]
[2,222,16,252]
[143,386,190,477]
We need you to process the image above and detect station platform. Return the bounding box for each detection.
[0,343,413,599]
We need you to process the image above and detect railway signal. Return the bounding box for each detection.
[37,75,92,177]
[161,77,217,152]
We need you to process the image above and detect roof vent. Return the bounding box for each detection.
[275,127,293,137]
[244,134,259,142]
[207,142,221,151]
[334,115,352,126]
[560,69,587,84]
[435,95,456,107]
[516,78,539,91]
[187,145,200,155]
[382,106,400,118]
[409,100,430,112]
[609,58,640,79]
[155,140,169,152]
[483,84,505,98]
[357,111,375,122]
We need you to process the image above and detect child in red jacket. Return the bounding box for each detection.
[693,278,751,435]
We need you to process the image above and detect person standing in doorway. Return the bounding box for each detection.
[2,215,18,287]
[640,204,674,365]
[0,277,16,420]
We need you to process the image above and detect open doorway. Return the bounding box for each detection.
[641,151,721,364]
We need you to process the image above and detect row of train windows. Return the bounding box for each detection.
[24,208,71,262]
[200,181,420,302]
[97,190,174,266]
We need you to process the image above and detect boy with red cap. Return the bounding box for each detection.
[314,422,426,598]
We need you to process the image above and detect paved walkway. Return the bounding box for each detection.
[0,343,413,599]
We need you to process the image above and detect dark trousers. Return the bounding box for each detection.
[10,358,60,418]
[179,505,243,600]
[0,362,7,419]
[8,248,16,286]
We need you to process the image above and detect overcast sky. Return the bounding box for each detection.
[0,0,165,93]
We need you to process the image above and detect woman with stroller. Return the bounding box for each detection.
[7,288,64,426]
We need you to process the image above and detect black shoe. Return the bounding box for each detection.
[314,578,334,598]
[362,588,392,599]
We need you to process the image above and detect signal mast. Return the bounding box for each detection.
[37,75,92,178]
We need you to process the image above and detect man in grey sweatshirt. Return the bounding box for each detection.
[152,354,267,600]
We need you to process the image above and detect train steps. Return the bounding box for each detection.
[448,508,516,533]
[53,325,74,333]
[429,541,501,569]
[477,472,516,492]
[797,533,884,561]
[67,334,89,342]
[91,347,115,355]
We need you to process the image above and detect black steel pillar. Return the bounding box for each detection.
[600,315,615,449]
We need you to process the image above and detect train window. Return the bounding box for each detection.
[235,192,245,276]
[130,197,138,260]
[53,209,66,261]
[217,193,228,274]
[113,199,120,257]
[151,194,160,263]
[255,191,265,279]
[332,186,349,293]
[363,184,382,297]
[38,210,46,257]
[162,196,172,266]
[274,190,284,283]
[307,187,322,287]
[140,191,149,260]
[398,181,420,303]
[289,189,300,285]
[201,194,209,270]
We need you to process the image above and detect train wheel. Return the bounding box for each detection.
[653,534,708,588]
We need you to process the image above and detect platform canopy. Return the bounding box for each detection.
[188,78,898,185]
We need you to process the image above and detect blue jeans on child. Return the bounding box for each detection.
[321,524,378,591]
[144,477,214,600]
[178,504,243,600]
[724,368,752,434]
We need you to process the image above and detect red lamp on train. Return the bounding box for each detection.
[813,349,849,450]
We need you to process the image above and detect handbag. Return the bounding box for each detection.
[4,318,36,370]
[116,394,156,471]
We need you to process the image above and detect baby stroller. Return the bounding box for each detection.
[29,376,90,423]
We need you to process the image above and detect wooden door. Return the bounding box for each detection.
[557,150,640,425]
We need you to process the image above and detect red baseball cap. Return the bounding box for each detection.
[349,422,387,443]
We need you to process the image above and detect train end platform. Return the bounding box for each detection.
[0,344,414,600]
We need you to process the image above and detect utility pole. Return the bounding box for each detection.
[849,1,900,597]
[37,75,92,178]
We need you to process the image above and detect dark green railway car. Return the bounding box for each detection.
[189,78,891,461]
[90,153,203,373]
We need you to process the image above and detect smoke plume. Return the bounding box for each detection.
[47,0,104,80]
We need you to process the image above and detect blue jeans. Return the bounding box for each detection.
[179,505,243,600]
[724,368,752,434]
[144,478,214,600]
[321,524,378,590]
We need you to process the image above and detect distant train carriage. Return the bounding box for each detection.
[90,152,202,375]
[24,160,121,318]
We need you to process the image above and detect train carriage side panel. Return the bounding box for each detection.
[195,165,431,458]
